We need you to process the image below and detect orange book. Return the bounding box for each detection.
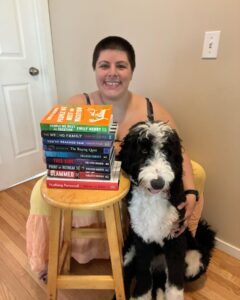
[40,104,113,133]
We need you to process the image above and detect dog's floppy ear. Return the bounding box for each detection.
[117,121,147,175]
[169,129,182,155]
[117,131,138,174]
[162,129,183,176]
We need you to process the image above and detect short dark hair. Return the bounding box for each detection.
[92,36,136,71]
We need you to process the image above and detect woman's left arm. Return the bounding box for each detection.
[177,150,197,234]
[152,100,197,233]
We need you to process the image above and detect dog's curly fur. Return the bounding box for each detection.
[117,121,215,300]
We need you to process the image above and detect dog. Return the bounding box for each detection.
[117,121,215,300]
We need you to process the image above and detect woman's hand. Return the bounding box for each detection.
[173,194,197,237]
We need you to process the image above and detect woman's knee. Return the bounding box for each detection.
[191,161,206,194]
[30,177,50,216]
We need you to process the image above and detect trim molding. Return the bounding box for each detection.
[8,172,47,189]
[215,237,240,260]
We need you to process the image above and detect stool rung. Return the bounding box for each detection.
[72,228,107,239]
[57,275,114,289]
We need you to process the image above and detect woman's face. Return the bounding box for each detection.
[95,49,133,100]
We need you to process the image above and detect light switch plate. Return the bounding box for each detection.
[202,31,221,59]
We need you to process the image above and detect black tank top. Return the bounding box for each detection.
[83,93,154,122]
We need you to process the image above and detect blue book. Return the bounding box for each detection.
[43,144,112,155]
[44,149,113,160]
[42,138,113,148]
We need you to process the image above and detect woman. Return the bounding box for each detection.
[26,36,205,278]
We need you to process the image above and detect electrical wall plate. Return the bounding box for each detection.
[202,31,221,59]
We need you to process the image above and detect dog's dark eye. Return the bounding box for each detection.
[141,148,148,154]
[139,138,150,154]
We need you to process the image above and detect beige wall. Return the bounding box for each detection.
[49,1,240,251]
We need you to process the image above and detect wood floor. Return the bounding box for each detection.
[0,178,240,300]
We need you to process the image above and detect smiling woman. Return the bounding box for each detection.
[26,36,205,278]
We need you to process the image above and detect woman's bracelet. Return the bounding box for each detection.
[184,189,199,201]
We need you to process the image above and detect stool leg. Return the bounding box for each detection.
[48,206,61,300]
[114,202,124,250]
[104,204,126,300]
[63,209,72,274]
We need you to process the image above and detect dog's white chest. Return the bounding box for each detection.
[129,187,179,245]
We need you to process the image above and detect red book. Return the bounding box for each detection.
[47,169,111,180]
[48,169,77,178]
[46,161,121,190]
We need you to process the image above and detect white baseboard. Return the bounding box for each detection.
[215,237,240,260]
[8,171,47,189]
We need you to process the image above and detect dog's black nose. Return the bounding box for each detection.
[150,177,165,190]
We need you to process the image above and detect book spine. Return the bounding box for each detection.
[45,157,112,167]
[47,169,110,180]
[41,130,115,140]
[43,144,112,155]
[42,138,113,148]
[48,169,77,178]
[40,105,113,128]
[46,179,119,190]
[47,163,111,173]
[78,172,110,180]
[44,150,111,160]
[40,123,109,133]
[47,163,80,170]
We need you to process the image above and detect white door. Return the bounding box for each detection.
[0,0,57,190]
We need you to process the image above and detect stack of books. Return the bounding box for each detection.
[40,104,121,190]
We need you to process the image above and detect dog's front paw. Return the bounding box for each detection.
[156,288,165,300]
[165,285,183,300]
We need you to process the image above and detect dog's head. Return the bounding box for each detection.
[118,121,183,195]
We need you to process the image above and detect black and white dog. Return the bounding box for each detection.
[118,121,215,300]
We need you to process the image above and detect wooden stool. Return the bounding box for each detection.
[41,172,130,300]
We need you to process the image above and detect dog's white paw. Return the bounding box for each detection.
[185,249,203,278]
[165,285,183,300]
[156,288,165,300]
